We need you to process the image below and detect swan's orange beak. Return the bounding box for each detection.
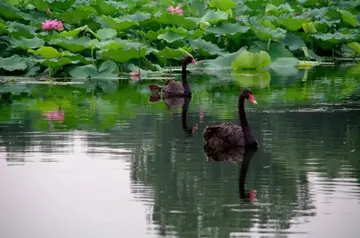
[248,94,257,104]
[191,59,197,65]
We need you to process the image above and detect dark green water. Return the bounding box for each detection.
[1,66,360,238]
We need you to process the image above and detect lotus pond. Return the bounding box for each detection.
[1,65,360,238]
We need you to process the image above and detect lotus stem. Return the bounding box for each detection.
[267,39,271,51]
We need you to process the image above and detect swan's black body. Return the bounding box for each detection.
[203,89,259,154]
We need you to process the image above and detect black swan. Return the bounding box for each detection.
[149,55,197,98]
[203,88,259,153]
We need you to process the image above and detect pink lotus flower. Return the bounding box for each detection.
[168,5,183,15]
[130,71,140,81]
[41,19,64,31]
[44,109,65,123]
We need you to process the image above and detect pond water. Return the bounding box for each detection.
[1,66,360,238]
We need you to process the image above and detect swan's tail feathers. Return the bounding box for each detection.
[149,93,161,102]
[149,84,162,93]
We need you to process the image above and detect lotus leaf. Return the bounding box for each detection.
[7,22,37,38]
[199,10,228,25]
[97,47,147,63]
[158,31,186,43]
[0,1,23,20]
[53,6,98,24]
[208,0,236,11]
[69,60,118,79]
[31,0,76,11]
[97,16,138,32]
[282,32,306,51]
[10,36,45,49]
[92,0,128,15]
[155,47,193,62]
[338,9,359,27]
[231,50,271,70]
[312,32,357,44]
[97,28,117,40]
[154,11,197,29]
[279,18,311,32]
[29,46,61,59]
[0,55,28,71]
[347,42,360,55]
[206,23,250,36]
[189,38,226,56]
[123,11,151,22]
[50,37,91,52]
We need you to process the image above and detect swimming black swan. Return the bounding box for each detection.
[203,88,259,153]
[149,55,197,97]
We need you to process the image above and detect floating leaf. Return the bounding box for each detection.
[69,60,118,78]
[10,36,45,49]
[279,18,311,31]
[97,28,117,40]
[231,50,271,69]
[206,22,249,36]
[189,38,226,56]
[158,31,186,43]
[0,55,27,71]
[97,60,119,78]
[338,9,359,27]
[200,10,228,24]
[208,0,236,11]
[29,46,61,59]
[201,47,247,70]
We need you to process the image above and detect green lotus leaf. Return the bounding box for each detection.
[208,0,236,11]
[0,55,28,71]
[302,22,317,33]
[29,46,61,59]
[69,65,98,78]
[51,37,91,52]
[96,28,117,40]
[269,57,300,76]
[231,50,271,70]
[97,47,147,63]
[38,57,73,68]
[312,32,357,44]
[153,11,197,29]
[265,4,279,16]
[7,21,37,38]
[145,27,188,41]
[189,38,226,56]
[201,47,247,70]
[279,18,311,31]
[97,16,138,32]
[347,42,360,55]
[199,9,228,24]
[123,11,151,22]
[0,21,7,34]
[206,22,249,36]
[92,0,128,15]
[0,1,23,20]
[281,32,306,51]
[10,36,45,49]
[155,47,193,61]
[31,0,76,11]
[56,25,89,38]
[68,60,118,79]
[249,17,286,41]
[54,6,98,24]
[338,9,359,27]
[231,68,271,89]
[158,31,186,43]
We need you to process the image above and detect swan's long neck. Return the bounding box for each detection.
[182,62,191,95]
[181,97,190,130]
[239,96,256,145]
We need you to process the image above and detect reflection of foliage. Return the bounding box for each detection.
[1,0,360,77]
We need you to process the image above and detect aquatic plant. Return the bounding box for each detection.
[0,0,360,79]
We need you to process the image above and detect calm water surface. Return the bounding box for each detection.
[1,66,360,238]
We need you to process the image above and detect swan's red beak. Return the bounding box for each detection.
[191,59,197,65]
[248,94,257,104]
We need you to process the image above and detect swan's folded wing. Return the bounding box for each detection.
[217,123,245,146]
[163,81,184,95]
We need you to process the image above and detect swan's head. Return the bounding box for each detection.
[183,55,197,65]
[241,88,257,104]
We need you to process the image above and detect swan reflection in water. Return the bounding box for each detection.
[204,146,257,202]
